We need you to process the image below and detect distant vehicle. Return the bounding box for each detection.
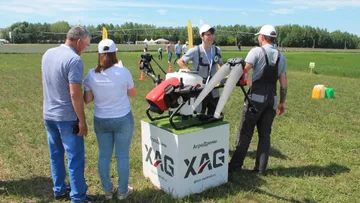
[0,39,9,44]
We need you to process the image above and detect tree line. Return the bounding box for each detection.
[1,21,359,49]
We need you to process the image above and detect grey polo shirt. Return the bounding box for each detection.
[245,44,286,82]
[181,45,223,73]
[42,44,84,121]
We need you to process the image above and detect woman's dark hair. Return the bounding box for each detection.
[95,46,118,73]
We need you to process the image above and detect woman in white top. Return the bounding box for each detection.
[84,39,136,200]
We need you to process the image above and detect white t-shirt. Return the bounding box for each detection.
[84,63,134,118]
[182,44,189,53]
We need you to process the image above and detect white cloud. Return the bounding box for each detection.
[0,1,84,16]
[271,0,360,11]
[157,9,168,15]
[241,12,247,16]
[0,0,263,20]
[271,8,295,14]
[327,7,337,11]
[84,1,263,12]
[0,5,36,14]
[60,7,86,12]
[294,6,308,10]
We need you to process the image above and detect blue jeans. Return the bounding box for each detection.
[94,111,134,194]
[168,52,173,63]
[44,120,88,203]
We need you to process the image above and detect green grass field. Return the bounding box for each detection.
[1,43,360,54]
[0,49,360,202]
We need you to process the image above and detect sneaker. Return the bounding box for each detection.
[117,186,134,200]
[256,170,268,176]
[54,186,71,201]
[104,187,117,200]
[84,195,96,203]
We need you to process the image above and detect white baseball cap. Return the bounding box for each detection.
[255,25,277,37]
[199,24,215,35]
[98,39,118,54]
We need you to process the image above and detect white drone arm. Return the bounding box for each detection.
[214,63,243,118]
[192,62,233,111]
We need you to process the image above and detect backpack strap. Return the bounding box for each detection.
[260,47,269,66]
[215,46,222,58]
[275,50,281,67]
[197,46,202,62]
[197,46,202,71]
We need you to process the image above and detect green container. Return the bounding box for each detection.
[325,88,335,98]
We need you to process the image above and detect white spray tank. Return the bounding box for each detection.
[165,69,203,115]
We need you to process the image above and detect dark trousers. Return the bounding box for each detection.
[229,101,276,171]
[201,93,219,116]
[158,52,162,60]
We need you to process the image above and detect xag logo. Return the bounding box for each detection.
[184,148,225,179]
[145,144,174,177]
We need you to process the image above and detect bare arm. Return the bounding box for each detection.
[177,59,190,70]
[70,83,87,136]
[84,90,94,104]
[279,72,288,102]
[244,62,253,71]
[127,87,136,98]
[278,72,288,116]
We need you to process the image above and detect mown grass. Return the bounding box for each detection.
[0,51,359,202]
[0,44,252,54]
[1,43,359,54]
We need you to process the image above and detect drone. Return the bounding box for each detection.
[138,53,257,130]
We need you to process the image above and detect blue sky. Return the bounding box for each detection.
[1,0,359,36]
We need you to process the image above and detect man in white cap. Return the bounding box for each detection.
[177,24,223,117]
[229,24,288,175]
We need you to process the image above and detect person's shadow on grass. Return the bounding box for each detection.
[248,147,291,160]
[0,177,104,203]
[229,146,291,160]
[93,161,350,203]
[0,161,349,203]
[267,162,350,177]
[0,176,54,202]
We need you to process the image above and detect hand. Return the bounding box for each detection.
[78,120,88,136]
[277,103,285,116]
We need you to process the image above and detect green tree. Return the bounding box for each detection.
[50,21,70,33]
[2,21,359,48]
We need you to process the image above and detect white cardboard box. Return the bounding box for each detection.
[141,120,229,198]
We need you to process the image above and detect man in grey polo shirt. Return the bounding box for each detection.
[42,26,93,202]
[177,24,223,116]
[229,25,288,175]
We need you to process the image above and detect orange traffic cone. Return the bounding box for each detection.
[168,63,173,73]
[139,71,146,80]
